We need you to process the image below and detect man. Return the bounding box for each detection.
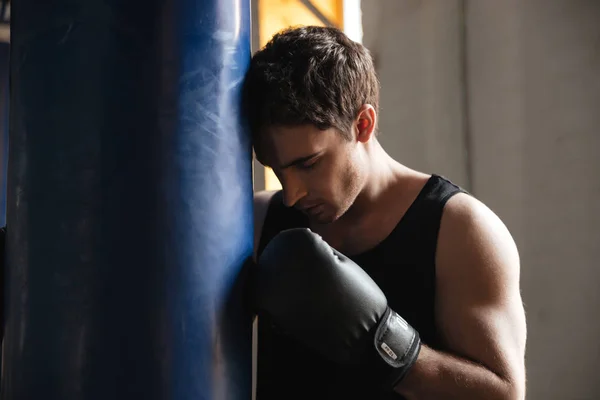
[243,26,527,400]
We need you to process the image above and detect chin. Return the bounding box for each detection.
[311,215,337,225]
[311,208,344,225]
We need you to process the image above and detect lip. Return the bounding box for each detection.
[299,203,319,210]
[300,203,322,215]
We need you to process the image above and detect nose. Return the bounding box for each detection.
[281,172,307,207]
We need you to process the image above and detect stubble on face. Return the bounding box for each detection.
[257,124,368,225]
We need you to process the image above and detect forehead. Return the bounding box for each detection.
[256,125,336,167]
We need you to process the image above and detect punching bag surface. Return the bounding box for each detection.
[3,1,253,399]
[0,42,7,228]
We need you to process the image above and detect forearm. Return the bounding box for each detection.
[394,345,519,400]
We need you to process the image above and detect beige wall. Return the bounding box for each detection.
[363,0,470,189]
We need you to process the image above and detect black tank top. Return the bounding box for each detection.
[255,174,465,400]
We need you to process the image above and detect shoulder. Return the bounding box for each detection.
[437,192,520,282]
[436,192,521,302]
[253,190,278,261]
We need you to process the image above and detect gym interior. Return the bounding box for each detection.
[0,1,598,399]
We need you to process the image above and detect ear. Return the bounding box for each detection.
[354,104,377,143]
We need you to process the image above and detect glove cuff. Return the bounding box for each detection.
[374,307,421,390]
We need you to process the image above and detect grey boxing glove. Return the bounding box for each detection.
[254,228,421,391]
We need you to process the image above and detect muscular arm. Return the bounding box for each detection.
[394,193,527,400]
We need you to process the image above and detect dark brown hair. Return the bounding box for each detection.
[242,25,380,144]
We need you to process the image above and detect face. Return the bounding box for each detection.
[257,124,367,224]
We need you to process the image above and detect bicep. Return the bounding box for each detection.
[436,286,527,382]
[435,194,527,386]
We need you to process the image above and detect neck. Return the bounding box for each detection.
[342,140,407,221]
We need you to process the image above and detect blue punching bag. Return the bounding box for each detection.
[0,40,8,227]
[2,1,253,399]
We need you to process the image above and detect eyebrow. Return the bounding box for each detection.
[279,152,322,169]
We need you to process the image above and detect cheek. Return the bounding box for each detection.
[329,153,363,198]
[340,161,362,197]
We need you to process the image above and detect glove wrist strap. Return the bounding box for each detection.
[374,307,422,390]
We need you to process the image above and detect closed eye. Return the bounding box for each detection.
[297,158,319,170]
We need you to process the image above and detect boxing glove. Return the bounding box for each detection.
[254,228,421,391]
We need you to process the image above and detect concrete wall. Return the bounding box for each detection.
[363,0,470,189]
[363,0,600,398]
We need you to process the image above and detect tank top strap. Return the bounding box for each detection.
[398,174,466,235]
[421,174,466,206]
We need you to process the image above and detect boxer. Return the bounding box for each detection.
[244,26,526,400]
